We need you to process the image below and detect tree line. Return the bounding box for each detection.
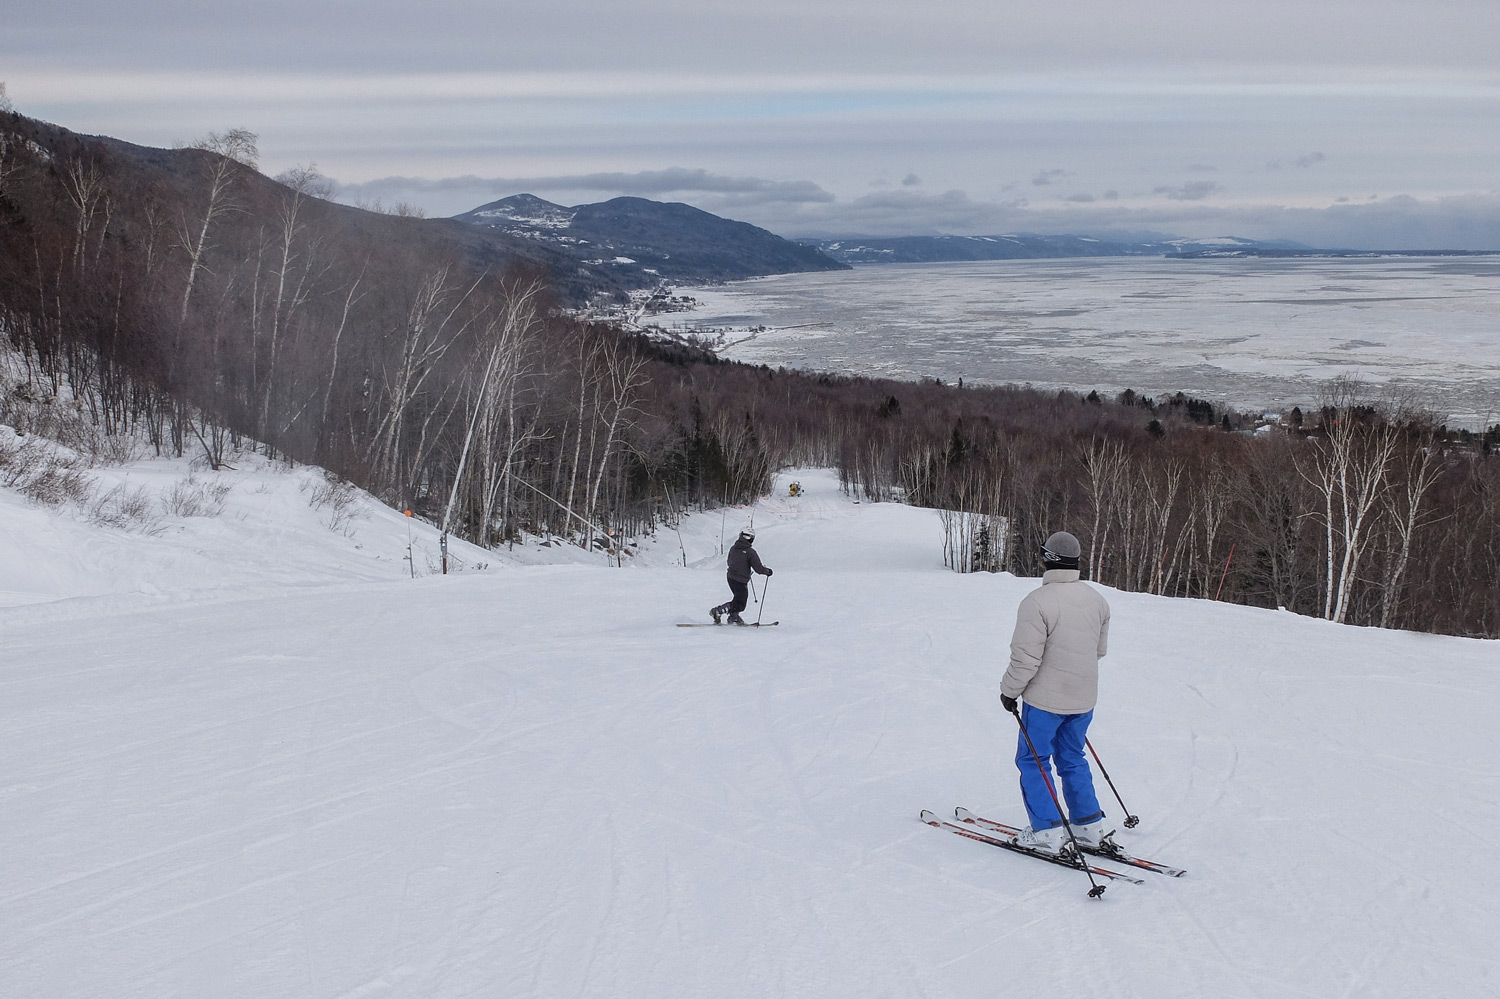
[2,107,1497,637]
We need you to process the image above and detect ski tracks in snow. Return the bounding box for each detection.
[7,471,1500,996]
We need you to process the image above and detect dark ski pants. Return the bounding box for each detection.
[722,577,750,615]
[1015,704,1104,830]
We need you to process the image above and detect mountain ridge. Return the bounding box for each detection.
[454,194,849,287]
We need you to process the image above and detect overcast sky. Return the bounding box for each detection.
[6,0,1500,247]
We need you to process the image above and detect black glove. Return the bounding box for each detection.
[763,567,773,576]
[1001,694,1018,713]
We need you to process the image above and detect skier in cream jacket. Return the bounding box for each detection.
[1000,530,1112,855]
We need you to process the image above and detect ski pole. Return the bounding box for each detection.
[1085,738,1139,828]
[756,576,771,625]
[1009,704,1105,899]
[749,577,759,604]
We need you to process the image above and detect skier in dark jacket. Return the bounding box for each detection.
[711,530,772,625]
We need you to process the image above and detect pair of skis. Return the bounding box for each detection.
[920,807,1186,886]
[677,621,779,628]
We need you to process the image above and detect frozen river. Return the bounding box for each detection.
[668,257,1500,427]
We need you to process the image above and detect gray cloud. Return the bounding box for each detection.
[1153,181,1223,201]
[1064,193,1097,203]
[768,190,1500,251]
[786,188,1030,237]
[902,173,922,187]
[1188,163,1218,172]
[341,168,831,202]
[335,168,835,216]
[11,1,1500,81]
[1296,151,1327,168]
[1032,169,1068,186]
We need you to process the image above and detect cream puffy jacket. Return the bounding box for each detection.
[1001,569,1111,714]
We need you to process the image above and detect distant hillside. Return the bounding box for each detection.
[807,233,1315,264]
[9,122,651,307]
[455,195,849,284]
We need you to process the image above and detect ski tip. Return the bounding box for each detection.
[954,806,975,821]
[919,809,939,823]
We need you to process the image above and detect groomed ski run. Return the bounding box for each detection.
[4,466,1498,998]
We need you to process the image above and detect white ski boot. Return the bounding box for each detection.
[1072,820,1112,851]
[1014,825,1068,855]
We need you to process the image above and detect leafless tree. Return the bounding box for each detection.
[1082,437,1127,581]
[59,157,109,274]
[367,266,481,490]
[1144,458,1187,595]
[1378,430,1448,628]
[1194,458,1233,598]
[584,334,650,532]
[257,165,327,440]
[177,128,258,322]
[318,263,366,455]
[1298,378,1401,623]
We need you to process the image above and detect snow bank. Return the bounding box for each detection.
[0,445,495,618]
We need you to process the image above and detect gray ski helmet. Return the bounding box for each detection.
[738,529,755,544]
[1041,531,1081,567]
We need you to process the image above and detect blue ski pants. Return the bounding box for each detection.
[1015,704,1104,830]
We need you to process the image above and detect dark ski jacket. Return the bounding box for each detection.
[726,538,770,583]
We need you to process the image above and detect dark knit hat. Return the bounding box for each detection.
[1041,531,1081,570]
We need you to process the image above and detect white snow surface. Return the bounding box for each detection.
[3,460,1498,998]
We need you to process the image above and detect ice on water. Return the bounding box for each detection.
[674,257,1500,426]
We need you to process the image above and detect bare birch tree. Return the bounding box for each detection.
[177,129,257,322]
[1298,378,1401,623]
[584,335,650,533]
[61,157,106,273]
[1144,458,1186,594]
[1378,433,1447,628]
[1082,437,1127,582]
[258,166,327,439]
[368,266,482,490]
[1195,460,1232,598]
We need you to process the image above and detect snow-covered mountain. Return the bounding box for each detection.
[3,459,1496,997]
[454,195,848,283]
[463,193,577,230]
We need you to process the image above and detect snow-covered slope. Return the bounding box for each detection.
[2,465,1496,998]
[0,447,495,618]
